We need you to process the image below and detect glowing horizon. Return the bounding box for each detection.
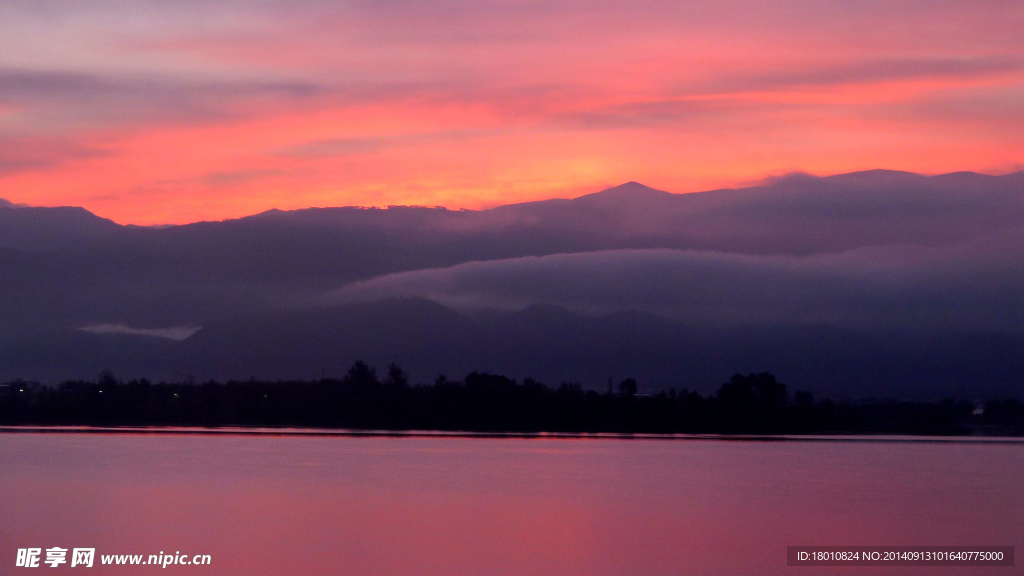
[2,0,1022,225]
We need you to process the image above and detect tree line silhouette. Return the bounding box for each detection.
[1,362,1021,435]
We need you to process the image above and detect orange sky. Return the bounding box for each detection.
[1,0,1022,224]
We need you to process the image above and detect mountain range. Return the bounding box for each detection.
[1,170,1021,397]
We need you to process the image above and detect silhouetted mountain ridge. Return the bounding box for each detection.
[1,298,1019,399]
[0,204,121,251]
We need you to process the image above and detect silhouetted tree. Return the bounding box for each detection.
[794,390,814,407]
[617,378,638,397]
[718,373,787,410]
[386,363,409,388]
[715,373,788,432]
[98,369,118,388]
[345,361,377,386]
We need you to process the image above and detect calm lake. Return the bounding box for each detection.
[1,432,1021,575]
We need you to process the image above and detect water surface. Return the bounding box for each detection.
[1,433,1021,575]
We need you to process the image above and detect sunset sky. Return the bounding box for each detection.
[1,0,1022,224]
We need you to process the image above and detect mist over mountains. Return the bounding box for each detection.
[1,170,1021,397]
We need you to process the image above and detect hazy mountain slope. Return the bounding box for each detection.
[0,204,122,251]
[332,239,1024,336]
[0,329,176,382]
[487,171,1024,253]
[3,298,1020,399]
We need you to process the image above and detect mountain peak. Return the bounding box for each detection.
[602,181,669,194]
[574,181,673,203]
[821,169,927,186]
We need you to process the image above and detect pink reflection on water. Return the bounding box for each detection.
[0,434,1021,575]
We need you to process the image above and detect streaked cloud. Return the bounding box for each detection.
[279,130,500,158]
[79,323,202,341]
[0,136,114,174]
[0,68,329,130]
[687,57,1024,96]
[330,235,1024,335]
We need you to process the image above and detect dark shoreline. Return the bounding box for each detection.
[3,425,1024,443]
[4,368,1022,437]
